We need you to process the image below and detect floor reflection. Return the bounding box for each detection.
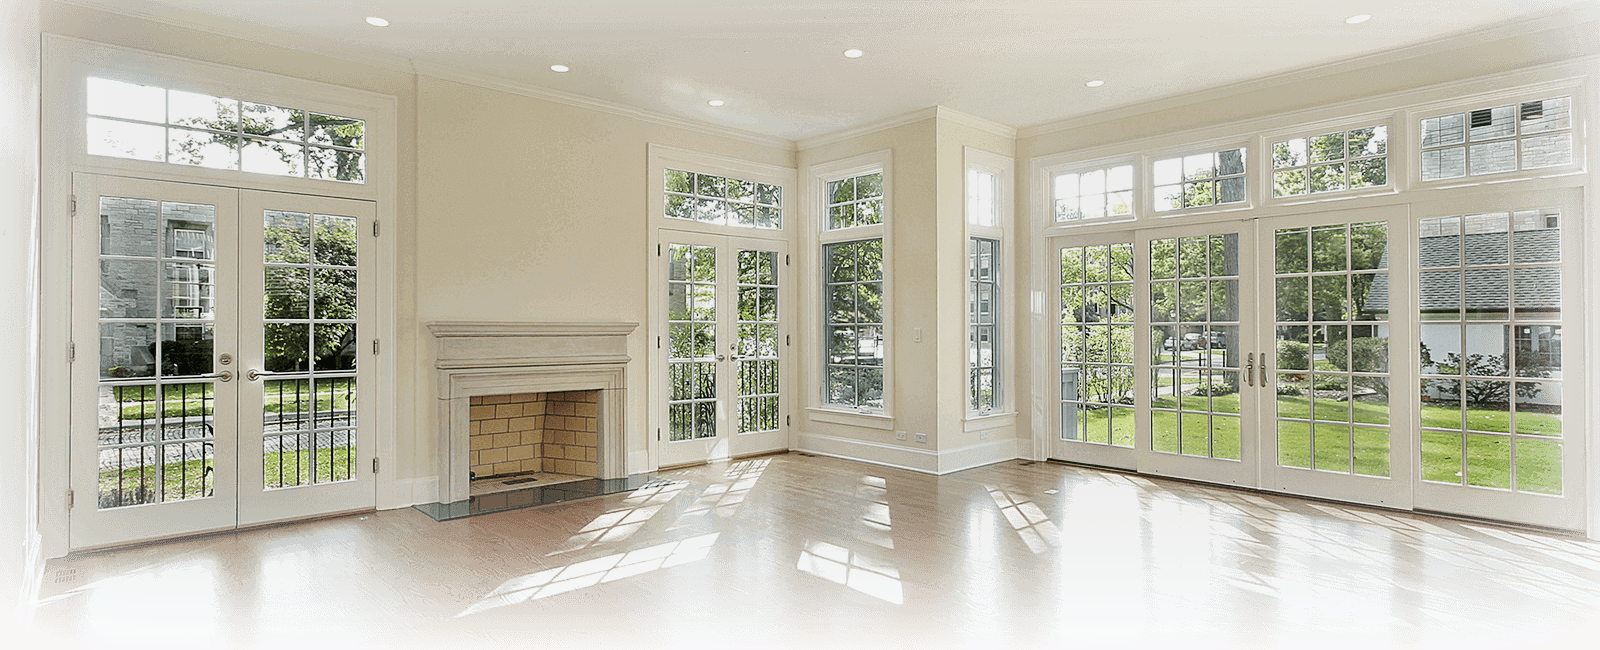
[987,485,1060,553]
[796,539,904,604]
[458,533,720,617]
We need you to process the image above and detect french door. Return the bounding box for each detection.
[657,231,789,468]
[1053,197,1586,528]
[70,174,376,548]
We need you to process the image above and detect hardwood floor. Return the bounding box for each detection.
[28,453,1600,648]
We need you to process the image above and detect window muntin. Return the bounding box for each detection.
[1419,97,1572,181]
[1153,149,1246,212]
[1054,164,1133,222]
[85,77,367,183]
[1272,126,1388,197]
[663,168,783,229]
[969,238,1000,412]
[823,239,884,410]
[825,172,884,230]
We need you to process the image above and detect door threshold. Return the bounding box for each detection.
[67,507,377,557]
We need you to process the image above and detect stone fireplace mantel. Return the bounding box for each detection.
[429,321,638,504]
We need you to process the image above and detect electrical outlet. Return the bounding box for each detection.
[979,429,990,440]
[894,430,907,441]
[914,432,927,444]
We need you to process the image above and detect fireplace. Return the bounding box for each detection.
[429,321,637,504]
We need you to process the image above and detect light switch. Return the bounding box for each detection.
[913,327,922,342]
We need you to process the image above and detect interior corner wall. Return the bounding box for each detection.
[797,119,939,466]
[413,76,795,481]
[933,118,1017,460]
[2,0,42,625]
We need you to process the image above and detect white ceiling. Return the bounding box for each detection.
[65,0,1598,141]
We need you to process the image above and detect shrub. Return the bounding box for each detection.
[1191,381,1238,397]
[1327,337,1388,373]
[1277,340,1310,370]
[1276,383,1303,396]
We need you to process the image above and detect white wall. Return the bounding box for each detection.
[1,0,42,625]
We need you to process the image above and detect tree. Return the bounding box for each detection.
[263,219,358,372]
[172,99,365,182]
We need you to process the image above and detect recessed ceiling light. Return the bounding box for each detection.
[708,99,725,107]
[1346,14,1371,24]
[550,64,570,73]
[1085,80,1105,88]
[365,16,389,27]
[843,48,864,59]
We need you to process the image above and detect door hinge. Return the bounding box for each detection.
[656,428,661,441]
[372,339,380,355]
[785,335,790,346]
[785,254,790,266]
[657,335,662,349]
[372,458,379,474]
[70,195,77,217]
[68,342,75,363]
[657,244,662,256]
[67,490,74,509]
[372,221,380,237]
[786,415,791,427]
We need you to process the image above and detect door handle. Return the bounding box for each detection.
[1245,353,1255,387]
[716,355,727,362]
[246,369,262,382]
[1259,355,1268,388]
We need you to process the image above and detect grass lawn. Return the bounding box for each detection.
[98,445,358,505]
[114,378,356,420]
[1066,393,1562,493]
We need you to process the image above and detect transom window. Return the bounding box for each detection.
[664,169,783,229]
[1272,126,1388,197]
[826,172,884,230]
[1419,97,1572,181]
[1153,148,1246,212]
[86,77,366,183]
[1054,164,1133,222]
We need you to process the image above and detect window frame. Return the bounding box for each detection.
[965,147,1013,421]
[1405,80,1587,189]
[1147,141,1254,217]
[1037,154,1141,233]
[809,151,893,419]
[1263,119,1398,204]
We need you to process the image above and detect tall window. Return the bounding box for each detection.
[85,77,366,183]
[1419,97,1572,181]
[821,169,887,411]
[969,238,999,412]
[1153,148,1246,212]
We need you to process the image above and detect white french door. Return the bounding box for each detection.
[1052,196,1586,529]
[657,231,789,468]
[70,174,376,549]
[1053,219,1260,488]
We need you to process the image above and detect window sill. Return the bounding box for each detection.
[964,411,1017,432]
[806,407,895,431]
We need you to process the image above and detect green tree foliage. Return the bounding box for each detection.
[263,221,357,372]
[172,101,365,182]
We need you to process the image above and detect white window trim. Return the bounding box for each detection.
[1036,153,1141,236]
[808,150,893,420]
[1146,139,1255,219]
[1259,113,1401,207]
[965,147,1014,420]
[38,35,401,559]
[1405,79,1588,190]
[644,144,798,470]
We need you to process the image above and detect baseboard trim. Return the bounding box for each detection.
[380,477,438,510]
[797,433,1023,476]
[937,438,1022,474]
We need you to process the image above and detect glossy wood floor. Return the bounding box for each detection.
[28,453,1600,649]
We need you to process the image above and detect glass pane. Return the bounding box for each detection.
[1467,106,1515,141]
[1421,147,1466,181]
[307,148,365,183]
[265,267,310,319]
[314,268,357,320]
[1314,423,1350,472]
[1465,434,1511,488]
[87,77,165,122]
[1349,126,1387,157]
[1276,326,1309,371]
[1278,420,1311,469]
[314,323,356,371]
[1468,141,1517,176]
[265,210,312,263]
[1274,169,1306,197]
[1308,133,1345,163]
[1349,158,1386,188]
[1353,427,1390,477]
[1311,275,1348,321]
[314,215,359,266]
[856,173,883,198]
[1521,133,1571,169]
[264,323,310,373]
[101,259,158,319]
[1276,277,1308,322]
[87,118,165,162]
[1463,269,1508,321]
[1273,139,1306,168]
[1311,226,1347,272]
[241,138,304,178]
[169,90,240,129]
[1308,163,1345,193]
[1421,113,1466,148]
[1351,223,1387,270]
[168,128,239,170]
[1516,438,1562,495]
[1418,271,1460,320]
[308,113,366,149]
[100,322,157,379]
[1275,229,1308,274]
[1420,431,1463,483]
[242,102,305,140]
[159,323,213,377]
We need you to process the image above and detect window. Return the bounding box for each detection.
[826,172,883,230]
[967,169,998,228]
[823,239,884,410]
[1272,126,1388,197]
[1153,148,1246,212]
[1419,97,1572,181]
[1053,164,1133,222]
[663,168,783,229]
[969,238,999,412]
[86,77,366,182]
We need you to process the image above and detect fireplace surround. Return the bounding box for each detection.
[429,321,637,504]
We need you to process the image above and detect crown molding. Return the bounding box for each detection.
[407,61,794,151]
[934,106,1018,140]
[798,107,939,151]
[1015,4,1600,141]
[53,0,796,152]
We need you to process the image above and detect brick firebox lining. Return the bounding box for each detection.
[468,390,599,479]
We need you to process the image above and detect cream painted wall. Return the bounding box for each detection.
[414,76,793,476]
[798,119,939,454]
[2,0,42,623]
